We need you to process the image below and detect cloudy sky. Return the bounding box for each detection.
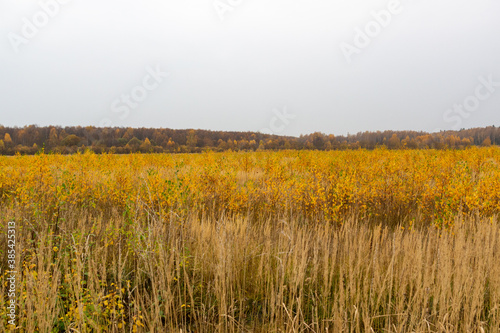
[1,0,500,136]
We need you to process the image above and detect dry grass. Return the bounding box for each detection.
[1,204,499,332]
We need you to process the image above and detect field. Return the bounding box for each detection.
[0,148,500,332]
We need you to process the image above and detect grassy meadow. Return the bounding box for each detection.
[1,148,500,332]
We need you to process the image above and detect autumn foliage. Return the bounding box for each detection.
[0,125,499,155]
[1,148,499,226]
[0,148,499,331]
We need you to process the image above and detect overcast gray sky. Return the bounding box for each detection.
[1,0,500,136]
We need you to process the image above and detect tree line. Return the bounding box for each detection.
[0,125,497,155]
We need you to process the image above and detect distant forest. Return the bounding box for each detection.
[0,125,498,155]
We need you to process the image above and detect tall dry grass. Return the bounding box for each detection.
[1,204,499,332]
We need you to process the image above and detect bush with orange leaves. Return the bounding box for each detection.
[0,147,499,228]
